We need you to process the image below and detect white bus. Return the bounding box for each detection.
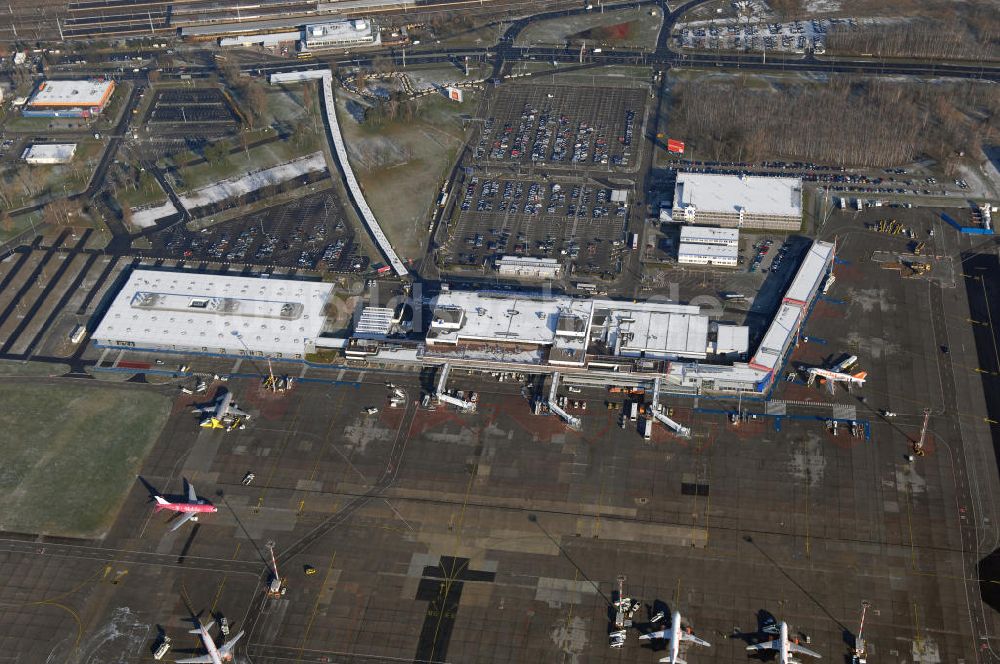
[70,325,87,344]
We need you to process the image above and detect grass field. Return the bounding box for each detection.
[0,360,70,377]
[336,91,477,260]
[0,382,170,538]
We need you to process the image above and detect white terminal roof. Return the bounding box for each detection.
[24,143,76,161]
[593,299,708,359]
[679,226,740,244]
[784,240,835,305]
[677,243,739,261]
[674,173,803,217]
[429,291,592,346]
[667,361,766,387]
[94,270,332,356]
[426,292,711,360]
[28,79,114,107]
[750,302,801,372]
[715,324,750,354]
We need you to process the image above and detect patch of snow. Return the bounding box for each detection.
[178,152,327,211]
[803,0,841,12]
[957,161,999,200]
[130,199,178,228]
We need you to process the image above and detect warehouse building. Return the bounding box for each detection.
[93,270,333,359]
[24,79,115,118]
[302,19,380,50]
[22,143,76,165]
[496,256,562,279]
[671,173,803,231]
[677,243,739,267]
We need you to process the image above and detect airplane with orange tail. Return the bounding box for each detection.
[806,367,868,393]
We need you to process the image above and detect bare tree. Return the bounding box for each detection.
[0,175,16,209]
[244,80,268,128]
[667,74,1000,169]
[15,169,39,199]
[42,198,76,227]
[219,59,241,85]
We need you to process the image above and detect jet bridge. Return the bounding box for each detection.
[649,376,691,438]
[548,373,582,430]
[435,363,476,413]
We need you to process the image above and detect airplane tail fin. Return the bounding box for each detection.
[853,371,868,381]
[189,620,214,635]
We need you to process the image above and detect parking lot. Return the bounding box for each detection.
[437,82,651,279]
[472,84,647,172]
[674,16,840,53]
[147,191,370,272]
[146,87,240,135]
[442,175,630,276]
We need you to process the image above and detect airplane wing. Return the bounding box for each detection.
[192,406,213,415]
[174,656,215,664]
[187,481,198,503]
[229,405,249,418]
[170,512,196,532]
[681,632,711,647]
[790,642,822,658]
[747,639,781,652]
[639,629,670,641]
[219,630,244,657]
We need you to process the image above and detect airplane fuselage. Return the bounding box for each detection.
[215,392,234,418]
[808,368,867,385]
[667,611,682,663]
[198,624,227,664]
[155,500,217,514]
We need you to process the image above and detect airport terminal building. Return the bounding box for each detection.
[424,291,720,367]
[93,270,333,358]
[670,173,803,231]
[94,239,832,395]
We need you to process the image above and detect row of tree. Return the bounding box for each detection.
[827,12,1000,61]
[667,74,1000,171]
[218,59,269,129]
